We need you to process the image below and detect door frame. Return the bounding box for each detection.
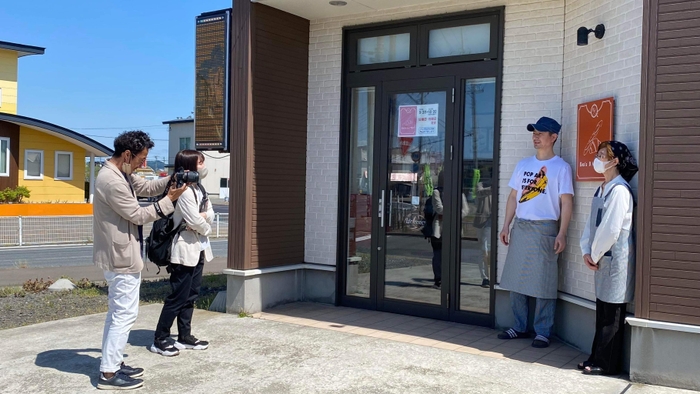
[376,76,456,320]
[337,9,505,328]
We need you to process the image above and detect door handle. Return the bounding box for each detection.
[378,190,385,228]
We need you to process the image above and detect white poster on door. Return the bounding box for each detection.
[398,104,439,137]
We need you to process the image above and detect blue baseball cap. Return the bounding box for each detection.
[527,117,561,134]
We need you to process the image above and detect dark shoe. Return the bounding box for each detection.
[149,337,180,356]
[177,334,209,350]
[577,360,593,370]
[118,362,144,378]
[497,328,530,340]
[432,281,441,289]
[481,279,490,288]
[583,366,607,375]
[97,371,143,390]
[531,334,550,348]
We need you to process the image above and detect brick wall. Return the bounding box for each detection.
[559,0,643,300]
[306,0,567,267]
[305,0,642,304]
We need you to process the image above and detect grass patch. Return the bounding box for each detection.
[0,273,229,330]
[139,278,172,304]
[202,274,227,288]
[0,286,26,298]
[71,287,106,297]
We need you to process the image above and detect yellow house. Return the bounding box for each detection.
[0,40,112,205]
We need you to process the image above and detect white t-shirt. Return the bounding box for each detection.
[508,155,574,221]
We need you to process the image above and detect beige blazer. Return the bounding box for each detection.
[170,185,215,266]
[93,161,173,273]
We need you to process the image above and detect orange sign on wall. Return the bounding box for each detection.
[577,97,614,181]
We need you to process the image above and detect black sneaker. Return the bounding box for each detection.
[177,334,209,350]
[497,328,531,340]
[97,371,143,390]
[149,337,180,357]
[481,279,490,288]
[118,362,144,378]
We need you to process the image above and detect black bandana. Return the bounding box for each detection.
[607,141,638,182]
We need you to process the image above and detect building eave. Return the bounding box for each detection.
[0,113,113,156]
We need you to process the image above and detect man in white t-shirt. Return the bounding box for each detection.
[497,117,574,349]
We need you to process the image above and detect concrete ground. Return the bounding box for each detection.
[0,302,694,394]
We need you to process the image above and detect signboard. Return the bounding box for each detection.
[577,97,614,181]
[195,9,231,151]
[399,137,413,155]
[390,173,418,182]
[398,104,439,137]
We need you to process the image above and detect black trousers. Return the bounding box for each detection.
[588,299,626,374]
[430,236,442,283]
[154,252,205,341]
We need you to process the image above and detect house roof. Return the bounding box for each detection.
[0,40,45,57]
[0,113,113,156]
[162,118,194,125]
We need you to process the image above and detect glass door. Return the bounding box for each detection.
[456,77,497,316]
[377,77,456,318]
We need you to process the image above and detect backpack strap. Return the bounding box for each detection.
[604,182,636,207]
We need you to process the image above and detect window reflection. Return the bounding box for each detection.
[459,77,496,314]
[347,87,375,298]
[429,24,490,58]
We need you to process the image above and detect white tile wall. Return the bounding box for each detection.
[559,0,642,300]
[306,0,567,267]
[305,0,642,303]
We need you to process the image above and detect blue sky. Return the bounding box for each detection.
[0,0,231,160]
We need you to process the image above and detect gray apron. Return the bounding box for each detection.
[589,184,635,304]
[500,218,559,299]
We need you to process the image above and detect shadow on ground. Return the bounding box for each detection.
[35,348,101,387]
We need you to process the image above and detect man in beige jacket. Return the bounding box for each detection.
[93,131,187,390]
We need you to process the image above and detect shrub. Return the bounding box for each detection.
[14,186,30,203]
[22,278,54,293]
[0,186,31,204]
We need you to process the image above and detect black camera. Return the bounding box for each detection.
[174,168,199,188]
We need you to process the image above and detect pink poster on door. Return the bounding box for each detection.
[399,105,418,137]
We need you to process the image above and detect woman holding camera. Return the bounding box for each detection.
[150,150,215,357]
[578,141,637,375]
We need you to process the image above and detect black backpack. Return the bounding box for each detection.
[421,194,436,239]
[145,183,202,273]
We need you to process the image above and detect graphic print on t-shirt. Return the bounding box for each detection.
[519,166,548,203]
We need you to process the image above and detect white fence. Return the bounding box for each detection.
[0,213,229,247]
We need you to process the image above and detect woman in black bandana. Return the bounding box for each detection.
[578,141,638,375]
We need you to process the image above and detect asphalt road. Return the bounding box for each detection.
[0,239,229,269]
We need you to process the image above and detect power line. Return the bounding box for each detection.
[83,133,169,142]
[71,125,167,130]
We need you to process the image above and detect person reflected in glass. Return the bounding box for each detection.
[472,166,492,288]
[578,141,637,376]
[430,171,469,289]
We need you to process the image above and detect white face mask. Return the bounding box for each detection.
[198,167,208,180]
[593,158,611,174]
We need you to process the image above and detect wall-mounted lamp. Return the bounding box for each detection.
[577,24,605,46]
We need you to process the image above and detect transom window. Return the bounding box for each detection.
[347,12,499,71]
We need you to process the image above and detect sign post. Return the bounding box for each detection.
[577,97,614,181]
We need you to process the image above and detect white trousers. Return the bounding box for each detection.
[100,270,141,373]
